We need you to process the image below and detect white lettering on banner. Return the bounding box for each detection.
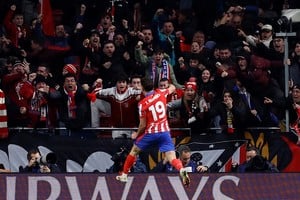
[168,177,189,199]
[28,176,61,200]
[213,175,239,200]
[7,176,16,200]
[65,176,82,200]
[191,176,209,200]
[140,176,162,200]
[3,175,242,199]
[91,177,111,200]
[120,177,134,200]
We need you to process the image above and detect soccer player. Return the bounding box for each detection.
[116,78,191,187]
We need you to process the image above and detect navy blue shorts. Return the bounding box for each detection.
[135,131,175,152]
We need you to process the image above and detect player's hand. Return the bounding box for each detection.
[131,131,138,140]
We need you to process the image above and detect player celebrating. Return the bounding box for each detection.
[116,78,191,187]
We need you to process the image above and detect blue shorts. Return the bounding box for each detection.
[135,131,175,152]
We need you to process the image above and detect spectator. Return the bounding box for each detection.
[113,33,137,77]
[168,81,209,134]
[78,29,102,86]
[152,9,178,66]
[135,44,183,89]
[36,64,58,90]
[177,53,205,84]
[26,75,55,128]
[50,74,90,132]
[197,69,216,106]
[289,41,300,87]
[93,73,141,138]
[286,84,300,145]
[214,44,237,93]
[209,90,247,136]
[238,24,273,48]
[2,60,31,127]
[99,41,126,88]
[129,74,142,90]
[137,27,155,57]
[4,4,30,48]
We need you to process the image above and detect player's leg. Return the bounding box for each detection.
[116,144,141,182]
[164,150,192,187]
[160,132,191,187]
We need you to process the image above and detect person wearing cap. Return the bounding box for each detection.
[238,24,273,48]
[62,64,77,76]
[93,73,142,138]
[167,81,209,135]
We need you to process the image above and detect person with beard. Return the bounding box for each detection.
[231,146,279,173]
[93,73,141,138]
[50,74,90,134]
[99,40,126,88]
[213,44,237,95]
[78,29,102,86]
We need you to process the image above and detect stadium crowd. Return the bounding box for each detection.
[0,0,300,144]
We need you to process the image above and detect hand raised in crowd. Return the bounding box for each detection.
[103,61,112,69]
[10,4,16,11]
[264,97,273,104]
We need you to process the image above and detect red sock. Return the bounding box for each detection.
[123,154,136,174]
[171,159,183,171]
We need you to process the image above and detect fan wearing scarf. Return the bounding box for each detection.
[53,74,90,131]
[135,42,183,89]
[167,81,209,135]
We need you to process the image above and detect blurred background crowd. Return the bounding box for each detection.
[0,0,300,141]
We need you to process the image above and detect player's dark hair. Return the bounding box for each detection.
[141,77,153,92]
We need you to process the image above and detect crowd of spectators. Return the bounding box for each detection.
[0,0,300,142]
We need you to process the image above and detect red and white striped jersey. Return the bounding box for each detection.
[138,89,170,134]
[0,89,8,139]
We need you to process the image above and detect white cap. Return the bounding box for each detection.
[261,24,273,31]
